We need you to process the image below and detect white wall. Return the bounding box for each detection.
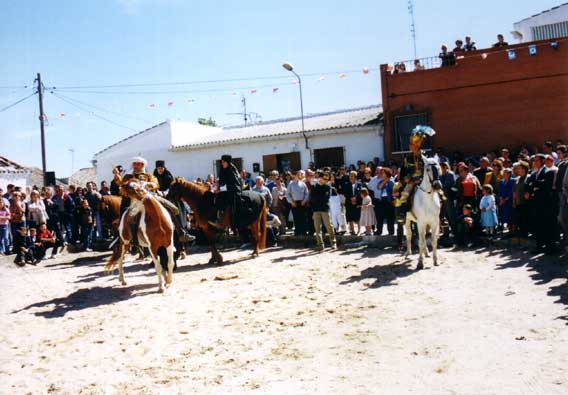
[0,173,32,192]
[94,123,384,185]
[512,4,568,42]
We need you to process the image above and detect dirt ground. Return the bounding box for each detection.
[0,244,567,395]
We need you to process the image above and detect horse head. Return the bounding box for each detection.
[421,154,442,192]
[121,178,147,201]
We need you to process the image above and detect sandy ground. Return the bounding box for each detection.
[0,244,567,395]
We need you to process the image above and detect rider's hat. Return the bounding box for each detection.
[221,154,232,163]
[131,156,147,166]
[155,160,165,168]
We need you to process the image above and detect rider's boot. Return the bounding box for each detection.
[397,203,408,224]
[208,212,226,230]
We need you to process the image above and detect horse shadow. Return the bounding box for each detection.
[270,248,322,263]
[12,283,156,319]
[74,261,154,284]
[340,255,419,289]
[45,253,112,270]
[172,251,261,274]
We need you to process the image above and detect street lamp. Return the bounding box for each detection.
[282,62,309,150]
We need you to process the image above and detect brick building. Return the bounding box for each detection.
[380,37,568,160]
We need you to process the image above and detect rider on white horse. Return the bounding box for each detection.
[397,126,445,223]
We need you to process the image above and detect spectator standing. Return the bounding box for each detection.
[0,200,10,255]
[266,170,279,192]
[497,168,515,230]
[414,59,425,71]
[464,35,477,51]
[367,167,382,232]
[43,188,65,251]
[513,161,531,237]
[99,181,111,196]
[358,188,376,235]
[492,34,509,48]
[344,171,362,235]
[310,171,336,251]
[240,170,254,190]
[484,160,504,195]
[480,185,498,237]
[375,168,395,236]
[27,190,48,230]
[329,188,347,234]
[270,177,288,234]
[252,176,272,207]
[286,171,309,236]
[456,164,481,210]
[78,199,95,252]
[528,154,557,253]
[9,193,26,231]
[84,182,102,241]
[473,157,492,188]
[554,145,568,247]
[440,162,457,233]
[439,44,456,67]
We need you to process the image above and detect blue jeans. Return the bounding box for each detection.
[81,225,93,249]
[0,224,9,254]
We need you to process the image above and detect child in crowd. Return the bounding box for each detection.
[13,226,35,266]
[0,199,10,255]
[329,188,347,235]
[79,199,95,252]
[358,188,376,236]
[480,184,498,237]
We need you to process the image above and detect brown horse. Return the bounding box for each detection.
[99,195,122,234]
[168,178,267,264]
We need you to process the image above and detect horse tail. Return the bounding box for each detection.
[258,197,267,250]
[104,239,123,272]
[157,246,168,272]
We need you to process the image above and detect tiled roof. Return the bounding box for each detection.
[0,156,32,174]
[515,3,568,23]
[171,105,382,150]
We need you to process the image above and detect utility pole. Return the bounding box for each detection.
[36,73,47,185]
[68,148,75,176]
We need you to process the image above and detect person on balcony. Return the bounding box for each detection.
[453,40,464,53]
[492,34,509,48]
[414,59,425,71]
[439,44,455,67]
[464,35,477,51]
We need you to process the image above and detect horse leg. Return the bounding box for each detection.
[423,224,430,257]
[117,242,127,285]
[250,221,260,257]
[432,220,440,266]
[166,244,175,285]
[404,218,412,257]
[149,252,164,293]
[417,224,427,270]
[206,231,223,264]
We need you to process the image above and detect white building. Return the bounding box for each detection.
[0,156,33,192]
[512,3,568,43]
[93,105,383,184]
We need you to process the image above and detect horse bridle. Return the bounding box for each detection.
[419,162,439,194]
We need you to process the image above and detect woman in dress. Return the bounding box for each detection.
[358,188,376,236]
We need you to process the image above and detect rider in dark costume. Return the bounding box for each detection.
[209,155,243,230]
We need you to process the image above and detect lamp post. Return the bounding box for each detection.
[282,62,309,150]
[68,148,74,176]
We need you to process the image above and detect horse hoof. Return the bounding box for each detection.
[416,262,424,271]
[120,280,127,286]
[158,287,164,293]
[434,261,439,266]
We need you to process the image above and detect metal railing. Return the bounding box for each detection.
[390,55,443,73]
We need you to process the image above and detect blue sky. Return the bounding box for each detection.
[0,0,558,177]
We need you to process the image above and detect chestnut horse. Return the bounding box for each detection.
[104,180,175,292]
[168,178,267,264]
[99,195,122,234]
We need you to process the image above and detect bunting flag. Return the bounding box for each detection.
[250,89,257,94]
[507,49,517,60]
[187,98,196,103]
[362,67,369,75]
[167,101,174,107]
[272,87,279,93]
[147,103,156,109]
[318,76,326,81]
[528,44,537,56]
[230,92,238,96]
[59,113,66,118]
[339,73,347,79]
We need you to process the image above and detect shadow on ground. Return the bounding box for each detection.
[12,283,156,319]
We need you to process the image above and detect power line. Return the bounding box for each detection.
[0,92,37,113]
[48,67,380,90]
[0,85,30,89]
[50,91,139,132]
[51,91,152,124]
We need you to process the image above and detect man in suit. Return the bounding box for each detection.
[530,154,558,254]
[344,171,362,235]
[554,145,568,248]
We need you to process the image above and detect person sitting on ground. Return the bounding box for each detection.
[439,44,456,67]
[492,34,508,48]
[464,35,477,51]
[13,227,34,266]
[310,171,336,251]
[455,204,478,248]
[37,223,60,260]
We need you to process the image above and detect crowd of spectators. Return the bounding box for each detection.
[1,139,566,265]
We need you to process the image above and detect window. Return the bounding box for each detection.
[263,152,301,173]
[314,147,344,168]
[393,112,430,153]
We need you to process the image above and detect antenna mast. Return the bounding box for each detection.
[408,0,417,60]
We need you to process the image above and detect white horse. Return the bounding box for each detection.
[405,155,442,270]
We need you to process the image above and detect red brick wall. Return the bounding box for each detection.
[381,38,568,158]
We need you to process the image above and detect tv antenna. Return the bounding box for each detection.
[226,95,262,126]
[408,0,417,60]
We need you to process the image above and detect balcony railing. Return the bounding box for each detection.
[389,55,443,73]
